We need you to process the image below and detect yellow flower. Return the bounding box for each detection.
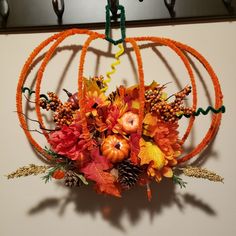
[138,139,165,170]
[138,138,175,182]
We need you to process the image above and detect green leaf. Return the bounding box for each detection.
[173,175,187,189]
[41,173,52,183]
[41,165,61,184]
[44,147,73,168]
[75,173,89,185]
[44,147,66,160]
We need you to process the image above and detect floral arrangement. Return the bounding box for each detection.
[10,75,224,200]
[40,78,194,196]
[9,29,225,201]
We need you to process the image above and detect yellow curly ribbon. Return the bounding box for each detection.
[101,43,124,92]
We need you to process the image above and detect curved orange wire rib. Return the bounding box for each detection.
[17,29,105,159]
[16,31,65,159]
[35,29,104,142]
[128,36,197,145]
[16,29,222,165]
[77,34,106,141]
[130,37,222,164]
[169,40,223,163]
[35,30,72,141]
[124,39,145,164]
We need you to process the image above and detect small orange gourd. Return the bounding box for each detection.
[52,169,65,179]
[101,135,130,163]
[120,111,139,134]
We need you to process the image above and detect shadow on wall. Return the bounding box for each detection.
[28,179,216,231]
[21,41,218,230]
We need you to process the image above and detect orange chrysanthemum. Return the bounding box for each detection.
[143,113,182,159]
[153,122,182,159]
[85,90,110,116]
[141,113,182,182]
[105,97,128,134]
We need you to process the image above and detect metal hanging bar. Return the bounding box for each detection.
[223,0,235,13]
[0,0,9,20]
[52,0,65,20]
[223,0,232,5]
[0,0,236,33]
[164,0,176,17]
[108,0,120,20]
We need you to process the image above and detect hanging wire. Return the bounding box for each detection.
[101,43,124,92]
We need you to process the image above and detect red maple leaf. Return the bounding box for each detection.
[94,171,121,197]
[129,133,141,164]
[90,148,111,170]
[80,148,121,197]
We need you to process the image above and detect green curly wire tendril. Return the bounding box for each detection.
[21,87,49,100]
[178,105,226,119]
[22,86,225,119]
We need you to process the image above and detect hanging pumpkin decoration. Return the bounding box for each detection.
[8,1,225,201]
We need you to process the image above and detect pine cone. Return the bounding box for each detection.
[117,160,142,189]
[64,170,82,187]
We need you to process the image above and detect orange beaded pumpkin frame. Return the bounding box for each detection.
[14,29,224,199]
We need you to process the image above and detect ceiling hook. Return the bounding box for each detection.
[108,0,120,21]
[52,0,65,20]
[0,0,10,20]
[223,0,232,5]
[223,0,234,14]
[164,0,176,17]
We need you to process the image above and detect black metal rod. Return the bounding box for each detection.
[108,0,120,21]
[223,0,232,5]
[52,0,64,19]
[0,0,9,19]
[0,0,236,33]
[164,0,176,17]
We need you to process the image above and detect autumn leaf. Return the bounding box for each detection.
[143,113,158,137]
[81,162,121,197]
[131,100,140,110]
[162,166,173,178]
[80,149,121,197]
[147,81,159,90]
[90,148,112,170]
[138,139,165,170]
[84,77,101,94]
[129,133,141,164]
[143,113,158,126]
[94,172,121,197]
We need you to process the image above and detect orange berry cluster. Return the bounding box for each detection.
[145,85,194,122]
[175,85,192,99]
[53,102,75,126]
[39,92,62,111]
[145,86,163,107]
[39,92,75,126]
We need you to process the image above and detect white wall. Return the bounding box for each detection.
[0,22,236,236]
